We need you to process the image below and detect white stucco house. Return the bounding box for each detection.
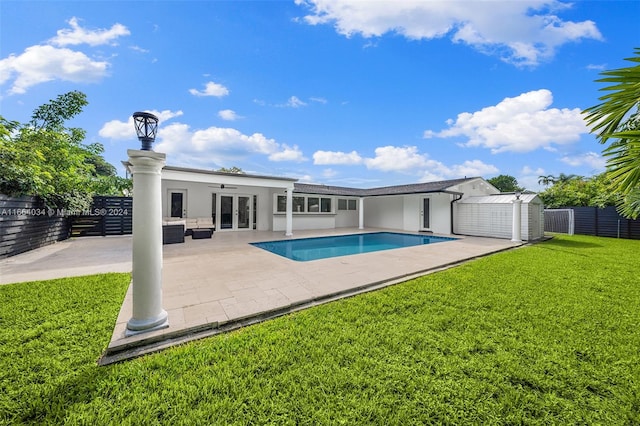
[158,165,544,241]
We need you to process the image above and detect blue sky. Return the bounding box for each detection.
[2,1,639,191]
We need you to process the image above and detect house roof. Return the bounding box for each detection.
[456,193,541,204]
[294,177,478,197]
[162,165,297,182]
[158,164,493,197]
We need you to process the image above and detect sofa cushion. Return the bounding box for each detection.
[197,217,214,229]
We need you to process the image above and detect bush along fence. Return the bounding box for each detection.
[545,206,640,240]
[0,195,133,259]
[0,195,71,259]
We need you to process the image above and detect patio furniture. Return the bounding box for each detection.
[162,218,186,244]
[185,217,215,236]
[191,228,213,239]
[162,224,185,244]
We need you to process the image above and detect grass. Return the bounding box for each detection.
[1,234,639,425]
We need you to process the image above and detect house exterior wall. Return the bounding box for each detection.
[335,197,360,228]
[161,179,275,231]
[429,193,454,235]
[448,178,500,198]
[273,214,336,231]
[364,196,404,230]
[361,193,453,234]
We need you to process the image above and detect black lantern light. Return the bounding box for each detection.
[133,111,159,151]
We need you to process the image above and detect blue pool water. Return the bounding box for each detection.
[251,232,457,262]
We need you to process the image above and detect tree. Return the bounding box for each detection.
[583,48,640,218]
[537,175,556,187]
[0,91,130,209]
[487,174,524,192]
[539,173,620,208]
[217,166,244,174]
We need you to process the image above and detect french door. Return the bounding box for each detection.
[219,195,253,230]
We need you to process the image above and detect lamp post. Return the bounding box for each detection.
[125,111,169,336]
[133,112,159,151]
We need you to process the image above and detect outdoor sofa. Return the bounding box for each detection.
[185,217,215,239]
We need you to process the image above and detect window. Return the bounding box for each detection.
[338,199,357,211]
[308,197,320,212]
[293,196,305,213]
[321,198,332,213]
[274,194,334,214]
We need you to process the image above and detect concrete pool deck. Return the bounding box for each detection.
[0,229,525,364]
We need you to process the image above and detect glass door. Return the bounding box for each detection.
[220,195,233,230]
[169,190,187,218]
[420,197,431,231]
[218,194,253,231]
[237,196,250,229]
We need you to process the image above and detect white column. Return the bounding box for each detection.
[126,149,169,336]
[358,197,364,230]
[511,198,523,243]
[285,188,293,237]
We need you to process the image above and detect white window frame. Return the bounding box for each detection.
[274,194,335,214]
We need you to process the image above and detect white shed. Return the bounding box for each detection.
[454,193,544,241]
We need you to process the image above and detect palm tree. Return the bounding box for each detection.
[556,173,580,183]
[583,48,640,218]
[537,175,556,186]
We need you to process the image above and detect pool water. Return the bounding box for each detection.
[251,232,457,262]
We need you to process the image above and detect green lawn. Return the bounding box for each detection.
[1,234,639,424]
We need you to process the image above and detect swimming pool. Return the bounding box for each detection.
[251,232,457,261]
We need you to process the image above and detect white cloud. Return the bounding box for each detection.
[295,0,602,66]
[189,81,230,97]
[310,97,328,104]
[364,145,432,172]
[424,89,588,153]
[148,121,306,167]
[521,166,545,176]
[218,109,242,121]
[560,151,606,170]
[99,110,183,140]
[313,150,363,165]
[269,144,306,162]
[49,17,130,46]
[297,175,316,183]
[322,168,338,178]
[0,17,129,94]
[0,45,109,94]
[283,96,307,108]
[449,160,499,177]
[100,110,302,164]
[519,166,547,191]
[130,45,150,54]
[314,145,497,181]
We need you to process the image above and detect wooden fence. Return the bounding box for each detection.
[70,196,132,237]
[0,195,70,259]
[571,206,640,240]
[0,195,134,259]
